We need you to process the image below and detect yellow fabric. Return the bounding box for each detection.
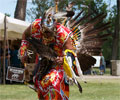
[63,49,76,78]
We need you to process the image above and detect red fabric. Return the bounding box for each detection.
[20,19,72,100]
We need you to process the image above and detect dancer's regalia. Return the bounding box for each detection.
[19,1,110,100]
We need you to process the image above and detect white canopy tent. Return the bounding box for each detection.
[0,12,30,84]
[0,12,30,40]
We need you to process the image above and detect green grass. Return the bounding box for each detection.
[0,84,38,100]
[70,78,120,100]
[0,78,120,100]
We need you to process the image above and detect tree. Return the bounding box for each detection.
[111,0,120,60]
[14,0,27,20]
[27,0,52,22]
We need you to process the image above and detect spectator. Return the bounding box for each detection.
[10,45,21,67]
[99,52,106,75]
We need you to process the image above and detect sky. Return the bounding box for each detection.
[0,0,117,22]
[0,0,32,22]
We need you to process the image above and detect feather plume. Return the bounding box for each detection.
[68,10,111,61]
[77,53,96,72]
[72,13,92,28]
[72,10,84,22]
[53,11,74,19]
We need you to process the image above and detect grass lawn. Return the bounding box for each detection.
[0,77,120,100]
[70,78,120,100]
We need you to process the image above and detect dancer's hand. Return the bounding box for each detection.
[55,56,64,65]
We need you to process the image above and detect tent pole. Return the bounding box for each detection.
[3,15,7,84]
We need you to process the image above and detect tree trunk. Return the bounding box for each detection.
[14,0,27,20]
[112,0,120,60]
[118,0,120,59]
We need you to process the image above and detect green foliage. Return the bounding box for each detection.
[5,13,10,17]
[102,37,113,60]
[27,0,54,22]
